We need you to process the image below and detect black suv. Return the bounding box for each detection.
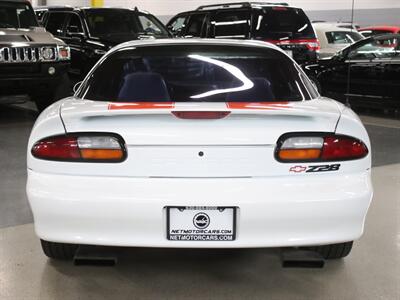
[41,7,170,78]
[0,0,71,111]
[167,2,319,64]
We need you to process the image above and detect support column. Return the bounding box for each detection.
[91,0,104,7]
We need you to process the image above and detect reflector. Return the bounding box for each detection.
[80,149,124,160]
[279,149,321,160]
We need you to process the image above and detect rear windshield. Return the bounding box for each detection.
[253,7,315,40]
[84,9,169,37]
[80,45,315,102]
[0,2,38,29]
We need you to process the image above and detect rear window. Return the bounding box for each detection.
[80,45,315,102]
[254,7,315,40]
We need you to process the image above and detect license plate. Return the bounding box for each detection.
[285,50,293,58]
[167,206,236,241]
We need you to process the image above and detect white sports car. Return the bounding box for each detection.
[27,39,373,260]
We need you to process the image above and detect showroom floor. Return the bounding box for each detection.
[0,104,399,300]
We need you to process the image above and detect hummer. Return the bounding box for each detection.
[0,0,71,111]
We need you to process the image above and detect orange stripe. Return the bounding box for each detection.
[226,102,290,110]
[108,102,175,110]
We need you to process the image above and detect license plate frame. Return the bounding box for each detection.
[166,206,237,241]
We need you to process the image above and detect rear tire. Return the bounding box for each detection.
[40,239,78,260]
[304,241,353,259]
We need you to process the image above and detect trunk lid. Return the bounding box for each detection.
[59,98,341,177]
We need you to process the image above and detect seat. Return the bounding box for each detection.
[118,72,171,102]
[226,77,275,102]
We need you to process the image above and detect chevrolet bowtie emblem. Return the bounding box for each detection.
[289,166,307,173]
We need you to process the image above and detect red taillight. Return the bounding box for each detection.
[172,111,231,119]
[276,134,368,162]
[272,6,288,11]
[302,38,321,51]
[321,136,369,160]
[32,136,80,160]
[266,38,320,51]
[31,134,126,162]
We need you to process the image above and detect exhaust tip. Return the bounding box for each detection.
[281,248,325,268]
[73,246,118,267]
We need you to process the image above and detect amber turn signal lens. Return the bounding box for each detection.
[278,149,321,160]
[80,149,124,160]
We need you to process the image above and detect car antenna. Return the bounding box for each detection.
[345,0,355,107]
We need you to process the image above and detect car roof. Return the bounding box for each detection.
[197,2,295,10]
[2,0,31,3]
[33,5,73,10]
[173,2,299,16]
[359,26,400,32]
[313,23,359,32]
[41,6,150,14]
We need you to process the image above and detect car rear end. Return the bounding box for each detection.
[251,5,319,64]
[26,41,372,249]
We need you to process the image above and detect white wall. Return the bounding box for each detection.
[100,0,399,15]
[44,0,90,6]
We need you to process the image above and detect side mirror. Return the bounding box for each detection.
[73,81,82,93]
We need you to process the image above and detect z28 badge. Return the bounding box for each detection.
[290,164,341,173]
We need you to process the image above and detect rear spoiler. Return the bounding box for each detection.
[60,100,340,120]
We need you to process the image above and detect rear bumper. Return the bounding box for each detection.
[27,170,373,248]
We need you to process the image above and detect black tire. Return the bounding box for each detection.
[40,239,79,260]
[304,241,353,259]
[34,74,72,112]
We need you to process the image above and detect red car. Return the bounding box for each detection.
[359,26,400,37]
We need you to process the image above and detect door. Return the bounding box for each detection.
[384,36,400,108]
[345,36,398,107]
[64,13,86,76]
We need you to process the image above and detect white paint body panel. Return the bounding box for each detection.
[314,23,365,58]
[26,40,373,248]
[27,170,372,247]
